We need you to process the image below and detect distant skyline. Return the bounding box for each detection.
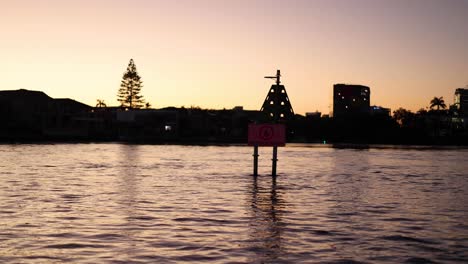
[2,0,467,114]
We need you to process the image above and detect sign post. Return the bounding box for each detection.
[248,124,286,176]
[253,145,259,176]
[272,146,278,176]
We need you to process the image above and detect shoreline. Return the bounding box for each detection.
[2,140,468,149]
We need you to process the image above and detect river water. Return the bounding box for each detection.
[0,144,467,263]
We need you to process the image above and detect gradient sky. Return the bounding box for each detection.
[2,0,467,114]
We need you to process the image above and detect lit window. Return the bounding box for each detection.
[271,89,274,92]
[346,106,348,109]
[165,125,172,131]
[281,101,285,105]
[353,99,356,102]
[270,101,274,104]
[364,98,367,101]
[338,93,341,95]
[342,96,344,99]
[280,114,284,118]
[281,89,285,93]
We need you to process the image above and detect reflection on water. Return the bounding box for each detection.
[248,176,285,263]
[0,144,467,263]
[118,144,142,260]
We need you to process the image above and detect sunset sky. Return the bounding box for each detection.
[2,0,467,115]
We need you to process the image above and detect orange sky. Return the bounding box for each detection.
[1,0,467,115]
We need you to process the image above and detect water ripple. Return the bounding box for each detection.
[0,144,467,263]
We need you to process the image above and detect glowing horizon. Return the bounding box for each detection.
[1,0,467,115]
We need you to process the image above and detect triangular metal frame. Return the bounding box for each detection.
[260,70,294,122]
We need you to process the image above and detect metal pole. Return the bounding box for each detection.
[253,145,259,176]
[272,146,278,176]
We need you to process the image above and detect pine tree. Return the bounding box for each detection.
[117,59,145,109]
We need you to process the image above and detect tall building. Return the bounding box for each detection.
[333,84,370,118]
[455,88,468,117]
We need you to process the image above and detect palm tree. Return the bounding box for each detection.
[430,97,446,111]
[429,97,447,138]
[96,99,107,108]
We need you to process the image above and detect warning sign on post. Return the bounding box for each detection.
[248,124,286,146]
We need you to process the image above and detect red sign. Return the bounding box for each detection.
[248,124,286,146]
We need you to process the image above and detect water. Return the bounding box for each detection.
[0,144,467,263]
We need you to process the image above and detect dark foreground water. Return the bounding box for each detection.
[0,144,467,263]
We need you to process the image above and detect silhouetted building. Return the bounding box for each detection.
[305,111,321,119]
[370,105,391,117]
[333,84,370,118]
[115,109,179,141]
[260,70,294,122]
[455,88,468,117]
[0,89,91,140]
[0,89,52,136]
[44,98,93,138]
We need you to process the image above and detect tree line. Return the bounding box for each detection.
[393,96,453,127]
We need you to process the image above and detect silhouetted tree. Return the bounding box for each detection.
[96,99,107,108]
[117,59,145,109]
[393,107,414,127]
[417,108,428,115]
[145,102,151,109]
[430,96,446,111]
